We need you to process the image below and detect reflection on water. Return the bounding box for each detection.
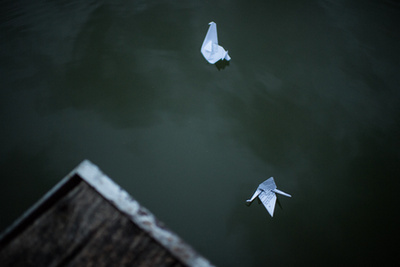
[1,0,400,266]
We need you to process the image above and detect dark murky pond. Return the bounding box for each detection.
[1,0,399,265]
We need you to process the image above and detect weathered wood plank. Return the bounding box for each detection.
[0,181,185,267]
[0,160,213,267]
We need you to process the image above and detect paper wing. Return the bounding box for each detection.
[259,191,277,217]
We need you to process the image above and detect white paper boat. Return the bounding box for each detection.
[246,177,291,217]
[201,22,231,64]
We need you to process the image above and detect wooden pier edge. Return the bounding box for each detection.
[0,160,214,267]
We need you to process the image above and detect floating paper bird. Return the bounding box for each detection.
[246,177,291,217]
[201,21,231,64]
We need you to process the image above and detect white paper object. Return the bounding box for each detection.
[201,22,231,64]
[246,177,291,217]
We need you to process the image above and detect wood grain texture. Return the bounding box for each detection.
[0,181,185,267]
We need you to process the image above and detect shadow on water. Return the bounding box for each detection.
[215,59,230,71]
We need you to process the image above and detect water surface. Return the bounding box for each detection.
[1,0,399,266]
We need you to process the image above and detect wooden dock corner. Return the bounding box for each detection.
[0,160,214,267]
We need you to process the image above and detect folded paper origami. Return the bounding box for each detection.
[201,21,231,64]
[246,177,291,217]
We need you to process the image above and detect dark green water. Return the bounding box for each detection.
[1,0,399,266]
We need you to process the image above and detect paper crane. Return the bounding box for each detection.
[201,21,231,64]
[246,177,291,217]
